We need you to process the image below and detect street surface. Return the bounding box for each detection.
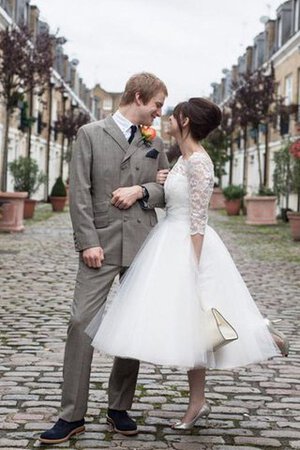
[0,209,299,449]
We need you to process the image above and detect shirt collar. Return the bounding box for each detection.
[112,110,137,136]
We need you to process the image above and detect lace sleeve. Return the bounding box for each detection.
[187,153,214,235]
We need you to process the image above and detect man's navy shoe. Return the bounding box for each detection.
[39,418,85,444]
[107,409,138,436]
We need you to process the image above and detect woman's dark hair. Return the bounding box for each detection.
[173,98,222,140]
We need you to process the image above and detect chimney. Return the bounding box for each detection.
[264,20,276,59]
[246,46,253,74]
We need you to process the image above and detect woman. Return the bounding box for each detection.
[89,98,288,430]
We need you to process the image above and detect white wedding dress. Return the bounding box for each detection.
[91,152,279,369]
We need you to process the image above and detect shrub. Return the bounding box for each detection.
[9,156,46,198]
[257,186,275,196]
[50,177,67,197]
[222,184,245,200]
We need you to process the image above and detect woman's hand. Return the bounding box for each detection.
[156,169,169,185]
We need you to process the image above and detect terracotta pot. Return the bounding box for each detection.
[24,198,37,219]
[65,184,69,206]
[0,191,27,232]
[225,198,241,216]
[209,187,225,210]
[287,212,300,241]
[245,196,277,225]
[50,196,66,212]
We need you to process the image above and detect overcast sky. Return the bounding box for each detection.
[32,0,284,109]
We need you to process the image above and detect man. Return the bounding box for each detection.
[40,72,169,444]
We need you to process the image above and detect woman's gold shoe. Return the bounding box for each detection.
[172,401,211,430]
[265,318,289,357]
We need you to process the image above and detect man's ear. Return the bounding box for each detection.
[135,92,144,106]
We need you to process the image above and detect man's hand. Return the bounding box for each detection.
[111,186,143,209]
[156,169,169,185]
[82,246,104,268]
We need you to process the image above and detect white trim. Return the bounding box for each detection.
[0,6,13,26]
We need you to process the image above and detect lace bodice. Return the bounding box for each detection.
[164,152,214,235]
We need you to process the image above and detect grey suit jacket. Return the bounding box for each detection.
[69,116,169,266]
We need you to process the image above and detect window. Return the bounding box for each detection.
[285,74,293,105]
[92,97,99,116]
[37,112,43,135]
[278,17,282,47]
[295,0,300,31]
[103,98,112,111]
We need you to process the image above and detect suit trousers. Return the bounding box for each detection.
[61,258,140,421]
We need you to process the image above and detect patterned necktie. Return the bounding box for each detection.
[128,125,137,144]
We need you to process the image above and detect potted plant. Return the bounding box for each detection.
[8,156,46,219]
[49,177,67,212]
[204,129,229,210]
[210,183,226,210]
[273,141,294,222]
[245,185,277,225]
[222,185,245,216]
[287,139,300,240]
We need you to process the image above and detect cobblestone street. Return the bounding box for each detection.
[0,209,299,450]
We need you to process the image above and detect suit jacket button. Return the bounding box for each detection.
[137,219,141,223]
[136,167,140,170]
[124,218,127,222]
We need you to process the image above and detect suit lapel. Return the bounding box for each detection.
[122,127,145,163]
[102,116,129,153]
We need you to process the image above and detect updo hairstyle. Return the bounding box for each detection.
[173,98,222,140]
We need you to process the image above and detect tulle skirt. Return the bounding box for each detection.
[90,215,279,369]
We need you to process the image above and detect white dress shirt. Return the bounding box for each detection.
[112,110,137,140]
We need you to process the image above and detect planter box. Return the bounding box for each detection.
[0,191,28,232]
[225,198,241,216]
[209,187,225,210]
[245,195,277,225]
[287,212,300,241]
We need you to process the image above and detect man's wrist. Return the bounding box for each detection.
[136,185,143,199]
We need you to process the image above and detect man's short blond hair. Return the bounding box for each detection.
[120,72,168,106]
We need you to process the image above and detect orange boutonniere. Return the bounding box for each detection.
[140,126,156,146]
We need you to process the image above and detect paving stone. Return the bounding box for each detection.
[262,430,300,438]
[12,413,44,421]
[0,440,29,447]
[234,436,282,446]
[172,445,213,450]
[139,396,167,403]
[0,423,19,430]
[166,435,225,444]
[213,447,258,450]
